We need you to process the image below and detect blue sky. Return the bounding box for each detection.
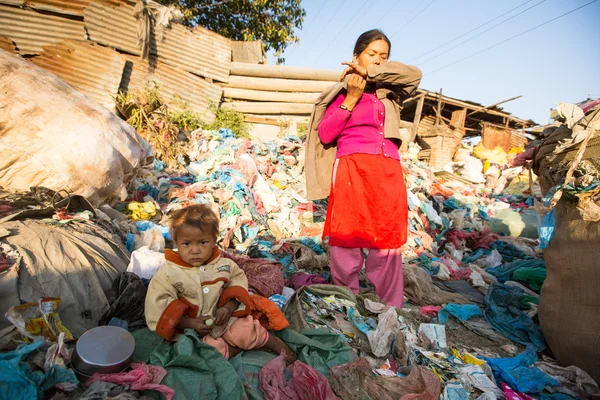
[275,0,600,126]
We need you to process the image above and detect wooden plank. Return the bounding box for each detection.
[224,75,336,92]
[419,89,530,126]
[221,101,314,115]
[450,109,467,131]
[223,87,320,103]
[230,62,339,81]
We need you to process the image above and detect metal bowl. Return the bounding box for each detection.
[71,325,135,377]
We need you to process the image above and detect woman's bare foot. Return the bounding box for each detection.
[263,333,297,365]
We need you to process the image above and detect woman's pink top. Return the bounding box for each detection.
[317,91,400,160]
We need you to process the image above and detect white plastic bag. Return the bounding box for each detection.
[127,246,166,280]
[367,307,400,357]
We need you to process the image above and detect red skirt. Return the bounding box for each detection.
[323,153,408,249]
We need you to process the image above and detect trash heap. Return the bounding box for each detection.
[2,122,599,399]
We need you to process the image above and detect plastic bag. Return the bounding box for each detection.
[485,346,559,394]
[418,323,447,349]
[367,307,400,357]
[127,246,167,280]
[5,298,74,342]
[134,227,165,252]
[438,304,482,324]
[259,351,337,400]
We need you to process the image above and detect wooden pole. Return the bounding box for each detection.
[230,62,339,81]
[223,75,335,93]
[221,101,314,115]
[467,95,523,117]
[435,88,443,126]
[223,87,320,103]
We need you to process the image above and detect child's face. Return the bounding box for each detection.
[174,225,217,267]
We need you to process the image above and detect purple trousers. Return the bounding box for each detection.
[329,246,404,308]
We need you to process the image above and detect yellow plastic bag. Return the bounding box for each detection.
[473,144,508,165]
[127,201,157,220]
[6,297,75,342]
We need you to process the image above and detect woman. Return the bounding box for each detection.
[304,29,422,308]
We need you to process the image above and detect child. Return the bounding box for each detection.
[145,204,296,362]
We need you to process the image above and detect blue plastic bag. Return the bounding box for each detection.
[538,208,556,249]
[485,345,559,394]
[438,304,482,324]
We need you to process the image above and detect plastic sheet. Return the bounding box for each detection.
[485,346,559,394]
[484,284,546,350]
[438,304,482,324]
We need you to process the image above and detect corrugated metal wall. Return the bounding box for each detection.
[0,0,230,118]
[0,4,87,54]
[31,40,126,109]
[123,55,222,123]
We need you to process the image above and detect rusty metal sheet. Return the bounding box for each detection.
[154,23,231,83]
[0,4,86,54]
[0,36,16,53]
[31,40,126,109]
[482,122,513,152]
[84,0,139,55]
[84,0,231,82]
[510,131,528,149]
[122,55,222,123]
[0,0,91,16]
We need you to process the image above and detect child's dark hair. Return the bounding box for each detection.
[353,29,392,57]
[169,204,219,242]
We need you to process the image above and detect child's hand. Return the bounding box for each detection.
[191,316,213,337]
[214,300,239,325]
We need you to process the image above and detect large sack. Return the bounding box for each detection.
[0,219,129,337]
[0,50,152,206]
[539,198,600,382]
[534,117,600,381]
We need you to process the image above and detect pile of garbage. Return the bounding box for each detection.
[2,119,600,398]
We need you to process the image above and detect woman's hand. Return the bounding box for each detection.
[340,61,367,81]
[342,74,366,110]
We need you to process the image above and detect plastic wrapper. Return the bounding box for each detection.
[5,297,74,342]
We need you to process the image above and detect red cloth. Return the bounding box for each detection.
[445,229,497,250]
[323,153,407,249]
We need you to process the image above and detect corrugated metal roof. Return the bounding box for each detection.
[84,0,139,55]
[0,35,16,53]
[31,40,125,109]
[122,55,222,123]
[0,4,86,54]
[84,0,231,82]
[154,24,231,83]
[0,0,91,17]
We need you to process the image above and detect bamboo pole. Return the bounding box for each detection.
[223,75,335,93]
[230,62,339,81]
[223,87,320,103]
[222,101,314,115]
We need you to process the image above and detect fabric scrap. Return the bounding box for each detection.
[87,362,174,400]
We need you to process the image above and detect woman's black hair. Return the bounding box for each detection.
[353,29,391,57]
